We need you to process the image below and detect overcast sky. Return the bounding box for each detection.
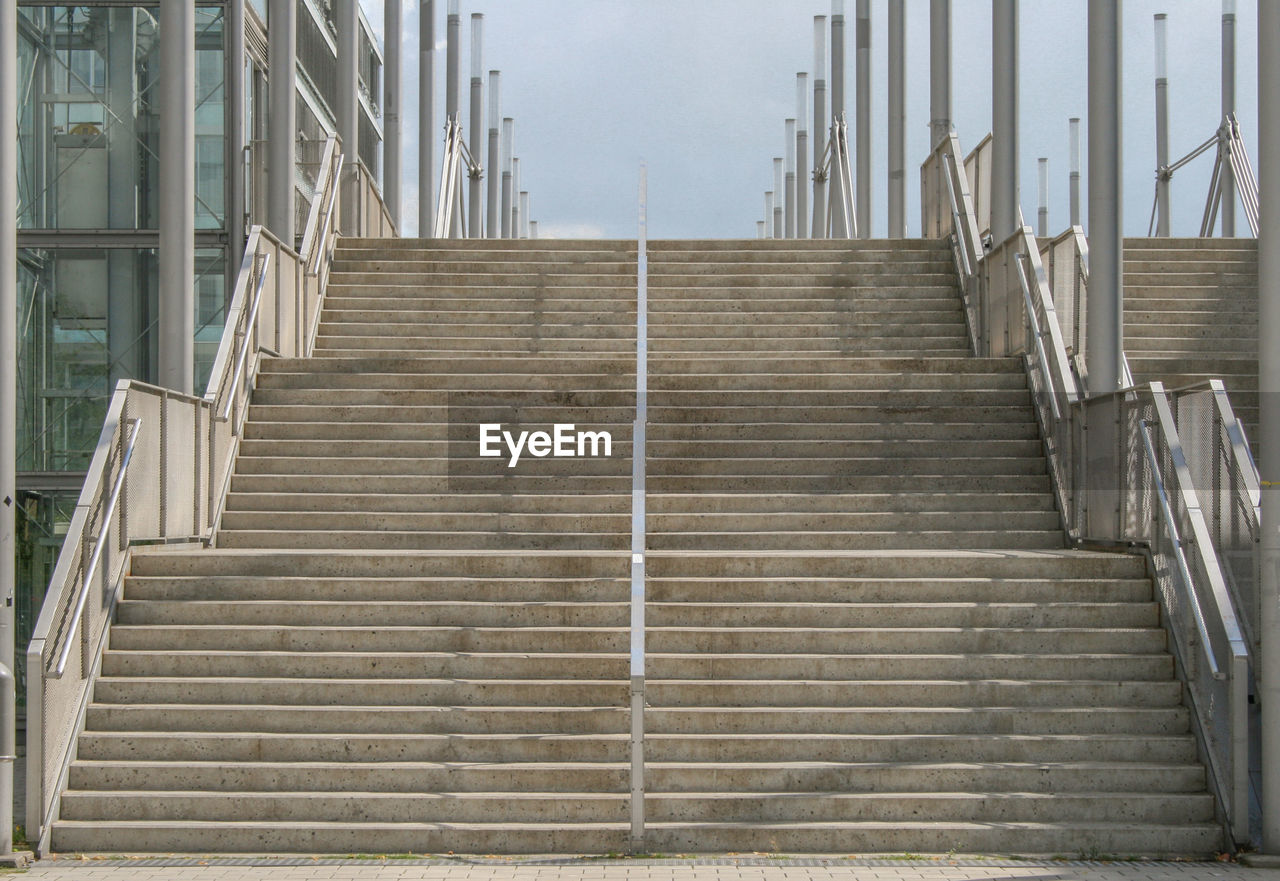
[361,0,1259,240]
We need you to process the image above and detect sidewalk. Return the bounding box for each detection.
[17,856,1280,881]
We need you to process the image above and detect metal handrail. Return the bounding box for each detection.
[51,417,141,680]
[221,252,272,421]
[1139,418,1222,680]
[310,152,344,276]
[1016,255,1062,422]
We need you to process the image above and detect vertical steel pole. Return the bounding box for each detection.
[813,16,828,238]
[419,0,435,236]
[445,0,461,237]
[765,192,775,239]
[930,0,952,147]
[773,158,785,238]
[159,0,195,394]
[1037,157,1049,237]
[1222,0,1236,236]
[888,0,906,238]
[336,0,359,234]
[831,1,845,124]
[468,14,483,238]
[529,220,538,239]
[1258,0,1280,856]
[757,220,766,239]
[855,0,871,238]
[384,0,402,226]
[785,119,797,239]
[1154,13,1170,237]
[797,73,809,239]
[1087,0,1123,396]
[1069,116,1082,227]
[487,71,500,238]
[511,157,521,239]
[268,0,296,243]
[830,2,848,237]
[501,118,513,238]
[228,0,247,263]
[991,0,1019,245]
[520,191,530,239]
[0,1,18,853]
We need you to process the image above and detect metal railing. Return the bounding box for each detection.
[24,135,349,856]
[922,133,1255,847]
[434,118,480,239]
[816,115,857,238]
[1149,113,1261,237]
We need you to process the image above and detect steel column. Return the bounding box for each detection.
[520,191,530,239]
[773,158,785,238]
[268,0,296,243]
[501,118,513,238]
[487,71,501,238]
[797,73,809,239]
[888,0,906,238]
[813,16,828,238]
[336,0,359,234]
[0,0,18,854]
[511,156,521,239]
[419,0,436,236]
[1258,0,1280,856]
[468,14,483,238]
[990,0,1019,245]
[1086,0,1123,395]
[855,0,871,238]
[228,0,246,265]
[765,191,775,239]
[159,0,195,395]
[445,0,461,236]
[384,0,402,226]
[1069,116,1081,226]
[785,119,797,239]
[1037,157,1049,237]
[831,1,845,124]
[1222,0,1236,236]
[1155,13,1170,237]
[930,0,951,147]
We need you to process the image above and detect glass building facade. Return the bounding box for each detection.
[12,0,386,697]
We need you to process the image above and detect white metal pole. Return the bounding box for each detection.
[797,73,809,239]
[268,0,297,243]
[511,157,521,239]
[0,0,18,855]
[1037,157,1049,237]
[468,14,483,238]
[336,0,359,234]
[1222,0,1237,236]
[991,0,1019,245]
[765,191,775,239]
[1155,13,1170,237]
[228,0,246,261]
[930,0,952,147]
[520,191,530,239]
[487,71,500,238]
[888,0,906,238]
[501,118,514,238]
[1086,0,1123,396]
[757,220,766,239]
[529,221,538,239]
[785,119,797,238]
[159,0,195,394]
[831,1,845,123]
[855,0,871,238]
[1069,116,1082,227]
[773,158,785,238]
[384,0,402,226]
[419,0,436,236]
[1257,0,1280,856]
[445,0,461,237]
[812,16,828,238]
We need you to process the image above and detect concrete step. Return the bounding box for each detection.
[115,600,630,628]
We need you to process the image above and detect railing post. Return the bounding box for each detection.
[630,164,648,852]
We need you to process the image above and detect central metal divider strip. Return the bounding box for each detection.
[629,165,648,847]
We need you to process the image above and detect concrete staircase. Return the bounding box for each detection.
[49,238,1221,856]
[641,240,1219,855]
[1124,237,1258,439]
